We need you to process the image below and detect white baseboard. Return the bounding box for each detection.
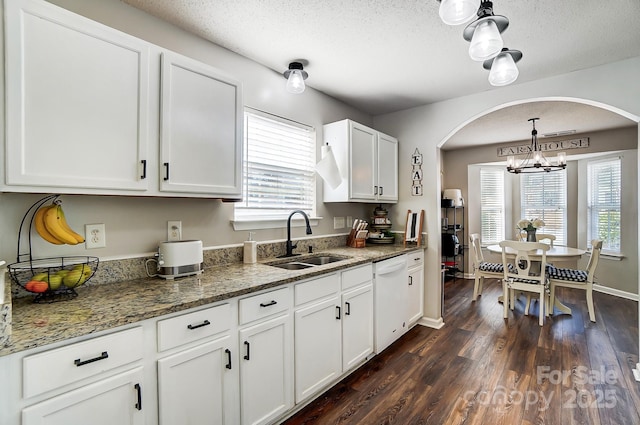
[593,284,638,301]
[418,316,444,329]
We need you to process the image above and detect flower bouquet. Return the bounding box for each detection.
[517,218,545,242]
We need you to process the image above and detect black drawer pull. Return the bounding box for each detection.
[243,341,250,360]
[259,300,277,308]
[380,186,384,195]
[336,306,341,320]
[74,351,109,367]
[163,162,170,181]
[225,349,232,369]
[140,159,147,179]
[135,383,142,410]
[345,302,351,316]
[374,185,378,195]
[409,276,413,285]
[187,320,211,330]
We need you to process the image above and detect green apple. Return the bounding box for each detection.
[48,274,63,291]
[32,272,48,281]
[72,264,92,276]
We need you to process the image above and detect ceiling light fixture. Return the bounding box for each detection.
[283,62,308,94]
[507,118,567,174]
[483,47,522,86]
[438,0,479,26]
[463,0,509,61]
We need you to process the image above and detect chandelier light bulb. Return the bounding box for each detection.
[286,69,306,94]
[468,19,503,61]
[488,51,519,86]
[439,0,479,25]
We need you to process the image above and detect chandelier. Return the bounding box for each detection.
[506,118,567,174]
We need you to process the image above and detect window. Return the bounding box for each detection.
[235,109,316,221]
[587,157,621,253]
[520,171,567,245]
[479,168,505,244]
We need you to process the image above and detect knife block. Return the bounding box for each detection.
[347,229,366,248]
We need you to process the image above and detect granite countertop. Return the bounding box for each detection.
[1,245,422,357]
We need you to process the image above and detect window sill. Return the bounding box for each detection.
[232,217,322,231]
[594,251,624,261]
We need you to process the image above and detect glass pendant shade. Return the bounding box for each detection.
[488,51,519,86]
[439,0,479,25]
[286,69,306,94]
[468,19,503,61]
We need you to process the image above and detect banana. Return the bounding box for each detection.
[43,204,81,245]
[34,205,64,245]
[57,206,85,243]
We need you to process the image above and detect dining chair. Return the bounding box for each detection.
[535,233,556,247]
[499,240,550,326]
[469,233,514,301]
[548,240,602,322]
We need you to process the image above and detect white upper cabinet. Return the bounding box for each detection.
[322,119,398,203]
[160,52,243,197]
[4,0,150,192]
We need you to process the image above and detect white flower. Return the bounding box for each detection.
[517,219,531,230]
[532,218,545,228]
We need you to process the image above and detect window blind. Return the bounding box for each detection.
[587,158,621,252]
[480,168,505,244]
[235,110,315,220]
[520,171,567,245]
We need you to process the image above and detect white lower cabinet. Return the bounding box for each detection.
[238,288,293,425]
[341,284,374,371]
[22,367,144,425]
[407,250,425,325]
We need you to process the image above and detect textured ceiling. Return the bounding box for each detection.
[121,0,639,144]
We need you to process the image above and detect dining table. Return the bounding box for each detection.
[486,243,586,316]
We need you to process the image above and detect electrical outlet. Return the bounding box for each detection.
[333,216,345,229]
[85,224,106,249]
[168,221,182,241]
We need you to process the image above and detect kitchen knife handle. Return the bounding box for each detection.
[74,351,109,367]
[163,162,170,181]
[225,349,232,369]
[187,319,211,330]
[243,341,250,360]
[134,383,142,411]
[140,159,147,179]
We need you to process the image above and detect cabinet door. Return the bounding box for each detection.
[160,52,243,197]
[294,296,342,403]
[22,367,144,425]
[407,267,424,325]
[158,335,239,425]
[348,121,377,201]
[239,314,292,425]
[376,133,398,202]
[342,284,373,371]
[5,0,149,192]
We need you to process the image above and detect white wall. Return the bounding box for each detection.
[0,0,376,262]
[373,57,640,325]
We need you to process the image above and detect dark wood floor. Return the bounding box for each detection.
[283,277,640,425]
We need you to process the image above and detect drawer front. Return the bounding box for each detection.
[157,303,231,352]
[294,273,340,306]
[407,250,424,270]
[239,287,290,325]
[341,264,373,291]
[23,327,143,398]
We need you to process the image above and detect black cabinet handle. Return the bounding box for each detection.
[140,160,147,179]
[409,276,413,286]
[243,341,250,360]
[380,186,384,195]
[163,162,170,181]
[345,302,351,316]
[134,383,142,411]
[336,306,341,320]
[225,349,232,370]
[187,320,211,330]
[74,351,108,367]
[374,186,378,195]
[259,300,277,308]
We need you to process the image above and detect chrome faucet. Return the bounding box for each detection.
[281,210,312,257]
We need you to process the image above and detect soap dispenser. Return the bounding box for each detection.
[243,232,257,264]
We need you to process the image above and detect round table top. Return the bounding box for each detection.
[486,244,586,261]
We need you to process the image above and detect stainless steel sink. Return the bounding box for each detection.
[267,254,349,270]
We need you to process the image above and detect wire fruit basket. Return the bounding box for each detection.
[8,195,99,303]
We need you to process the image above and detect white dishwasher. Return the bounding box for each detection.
[373,254,408,353]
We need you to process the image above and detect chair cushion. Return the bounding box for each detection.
[478,262,515,273]
[547,266,588,282]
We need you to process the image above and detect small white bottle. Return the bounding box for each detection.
[243,232,257,264]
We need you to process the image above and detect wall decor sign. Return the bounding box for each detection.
[497,137,589,157]
[411,148,423,196]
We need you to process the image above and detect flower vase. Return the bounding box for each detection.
[526,229,537,242]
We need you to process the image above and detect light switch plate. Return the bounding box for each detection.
[85,224,106,249]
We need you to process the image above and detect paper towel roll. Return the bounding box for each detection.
[315,145,342,189]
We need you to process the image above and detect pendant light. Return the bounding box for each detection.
[506,118,567,174]
[462,0,509,61]
[483,47,522,86]
[438,0,479,26]
[283,62,308,94]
